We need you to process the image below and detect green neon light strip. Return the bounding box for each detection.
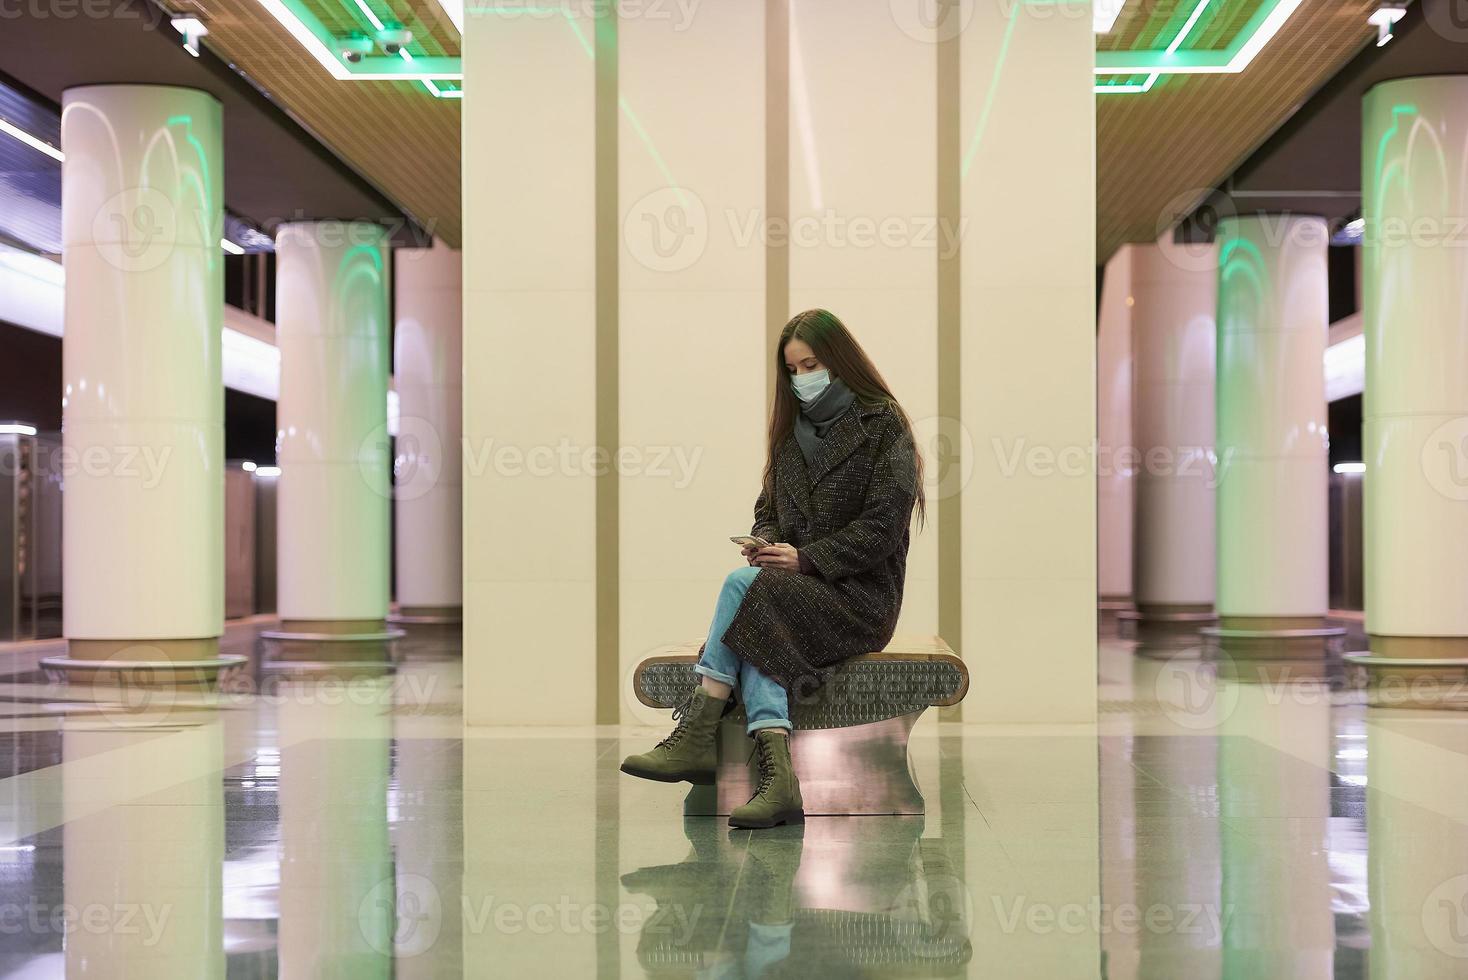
[1166,0,1214,54]
[960,0,1021,179]
[253,0,460,80]
[1095,0,1303,75]
[1095,72,1159,95]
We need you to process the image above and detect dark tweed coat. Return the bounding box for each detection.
[715,398,919,696]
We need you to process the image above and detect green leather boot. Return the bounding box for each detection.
[729,729,804,829]
[620,686,726,785]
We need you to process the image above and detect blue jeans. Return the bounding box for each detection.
[693,566,793,734]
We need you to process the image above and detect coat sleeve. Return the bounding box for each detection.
[798,412,918,582]
[752,482,781,543]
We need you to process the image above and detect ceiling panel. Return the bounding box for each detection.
[196,0,462,246]
[184,0,1381,259]
[1097,0,1379,258]
[0,0,419,243]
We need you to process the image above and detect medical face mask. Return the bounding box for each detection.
[791,369,831,406]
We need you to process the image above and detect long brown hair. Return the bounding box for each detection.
[763,309,926,529]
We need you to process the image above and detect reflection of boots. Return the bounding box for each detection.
[622,818,742,970]
[729,730,804,829]
[621,686,726,784]
[737,824,805,925]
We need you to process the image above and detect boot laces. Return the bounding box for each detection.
[750,736,778,796]
[655,692,697,749]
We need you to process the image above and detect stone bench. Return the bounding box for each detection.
[631,634,967,817]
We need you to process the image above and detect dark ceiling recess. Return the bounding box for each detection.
[0,0,422,243]
[225,389,278,465]
[0,321,61,431]
[1193,0,1467,233]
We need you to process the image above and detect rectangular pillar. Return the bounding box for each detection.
[959,0,1097,723]
[617,2,767,725]
[462,7,599,725]
[786,0,940,636]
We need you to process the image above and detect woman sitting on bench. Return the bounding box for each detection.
[621,308,925,829]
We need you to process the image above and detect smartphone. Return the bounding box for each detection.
[730,534,772,550]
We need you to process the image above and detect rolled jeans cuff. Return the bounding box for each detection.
[693,663,738,687]
[747,717,793,733]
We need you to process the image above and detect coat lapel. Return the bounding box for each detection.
[779,434,813,518]
[805,403,872,487]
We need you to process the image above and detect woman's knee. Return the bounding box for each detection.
[721,564,760,597]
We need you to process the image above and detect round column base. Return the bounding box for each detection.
[259,619,404,668]
[43,637,246,690]
[1118,605,1217,641]
[1346,635,1468,708]
[1098,597,1134,631]
[387,604,463,626]
[1201,617,1345,660]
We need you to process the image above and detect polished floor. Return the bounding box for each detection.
[0,619,1463,977]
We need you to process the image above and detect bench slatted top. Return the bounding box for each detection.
[632,634,968,730]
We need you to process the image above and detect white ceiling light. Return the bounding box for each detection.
[170,16,209,57]
[1368,4,1406,46]
[435,0,463,33]
[1094,0,1126,33]
[0,117,62,162]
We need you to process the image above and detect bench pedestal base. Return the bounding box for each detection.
[684,710,926,817]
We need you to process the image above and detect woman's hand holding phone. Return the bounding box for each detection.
[751,542,801,572]
[730,534,798,570]
[730,534,768,565]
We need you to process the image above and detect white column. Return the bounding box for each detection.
[1368,713,1468,976]
[60,84,224,663]
[1130,240,1218,628]
[1215,215,1329,638]
[277,679,393,976]
[462,6,597,725]
[1362,76,1468,666]
[63,717,225,977]
[1218,673,1334,976]
[393,243,463,621]
[1097,245,1135,608]
[275,221,391,630]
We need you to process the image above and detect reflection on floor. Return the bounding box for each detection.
[0,618,1464,977]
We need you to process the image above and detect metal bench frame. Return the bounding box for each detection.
[631,636,967,817]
